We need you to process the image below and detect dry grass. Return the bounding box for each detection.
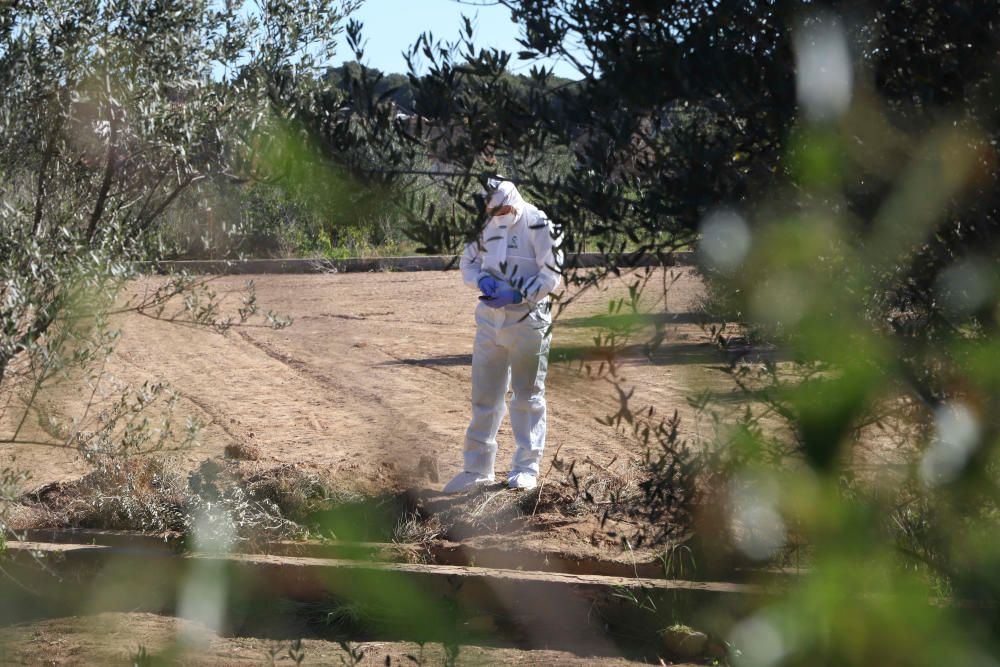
[19,454,188,533]
[11,456,360,543]
[416,457,664,546]
[223,441,262,461]
[392,509,441,545]
[230,462,360,523]
[6,448,692,565]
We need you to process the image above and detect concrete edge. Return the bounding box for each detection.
[3,540,765,595]
[5,528,758,582]
[141,251,696,275]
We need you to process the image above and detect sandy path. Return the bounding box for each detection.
[0,611,696,666]
[1,267,721,494]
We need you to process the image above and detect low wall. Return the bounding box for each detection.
[148,251,696,275]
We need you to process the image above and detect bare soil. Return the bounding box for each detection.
[1,267,754,560]
[0,268,747,665]
[0,612,698,666]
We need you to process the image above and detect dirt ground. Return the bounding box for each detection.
[0,612,699,666]
[2,266,728,496]
[0,268,742,665]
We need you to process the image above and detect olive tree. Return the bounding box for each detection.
[324,2,1000,662]
[0,0,357,502]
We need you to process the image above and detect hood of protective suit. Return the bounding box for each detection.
[486,180,525,217]
[481,180,528,273]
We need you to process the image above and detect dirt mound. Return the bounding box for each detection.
[7,451,694,570]
[410,455,694,566]
[224,441,262,461]
[16,455,188,533]
[11,457,363,545]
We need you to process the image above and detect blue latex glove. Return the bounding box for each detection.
[477,274,499,298]
[482,288,522,308]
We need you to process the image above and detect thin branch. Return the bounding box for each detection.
[0,438,75,450]
[362,166,550,188]
[87,89,118,242]
[32,122,59,236]
[132,309,284,331]
[9,327,64,447]
[132,169,169,224]
[139,173,204,231]
[73,352,110,443]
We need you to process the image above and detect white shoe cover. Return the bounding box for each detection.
[508,472,537,490]
[442,471,495,494]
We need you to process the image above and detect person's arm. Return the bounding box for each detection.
[460,238,487,290]
[521,212,563,304]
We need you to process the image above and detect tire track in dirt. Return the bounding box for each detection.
[111,350,247,447]
[11,269,718,497]
[234,330,451,478]
[168,387,247,445]
[101,313,389,485]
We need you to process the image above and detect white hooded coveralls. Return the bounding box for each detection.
[459,182,563,478]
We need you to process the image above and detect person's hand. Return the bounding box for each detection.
[477,274,499,298]
[482,288,522,308]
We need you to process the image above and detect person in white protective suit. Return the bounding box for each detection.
[443,178,563,493]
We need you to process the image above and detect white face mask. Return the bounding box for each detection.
[491,212,516,226]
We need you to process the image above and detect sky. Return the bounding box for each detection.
[333,0,584,80]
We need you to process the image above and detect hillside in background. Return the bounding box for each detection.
[322,60,579,115]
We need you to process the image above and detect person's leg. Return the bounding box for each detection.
[505,319,550,480]
[462,320,511,477]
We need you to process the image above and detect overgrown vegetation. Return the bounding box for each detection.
[311,1,1000,664]
[0,0,354,534]
[14,455,363,544]
[6,0,1000,664]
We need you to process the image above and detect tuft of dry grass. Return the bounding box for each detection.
[422,479,580,541]
[392,509,441,545]
[223,441,262,461]
[238,463,361,524]
[20,454,188,533]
